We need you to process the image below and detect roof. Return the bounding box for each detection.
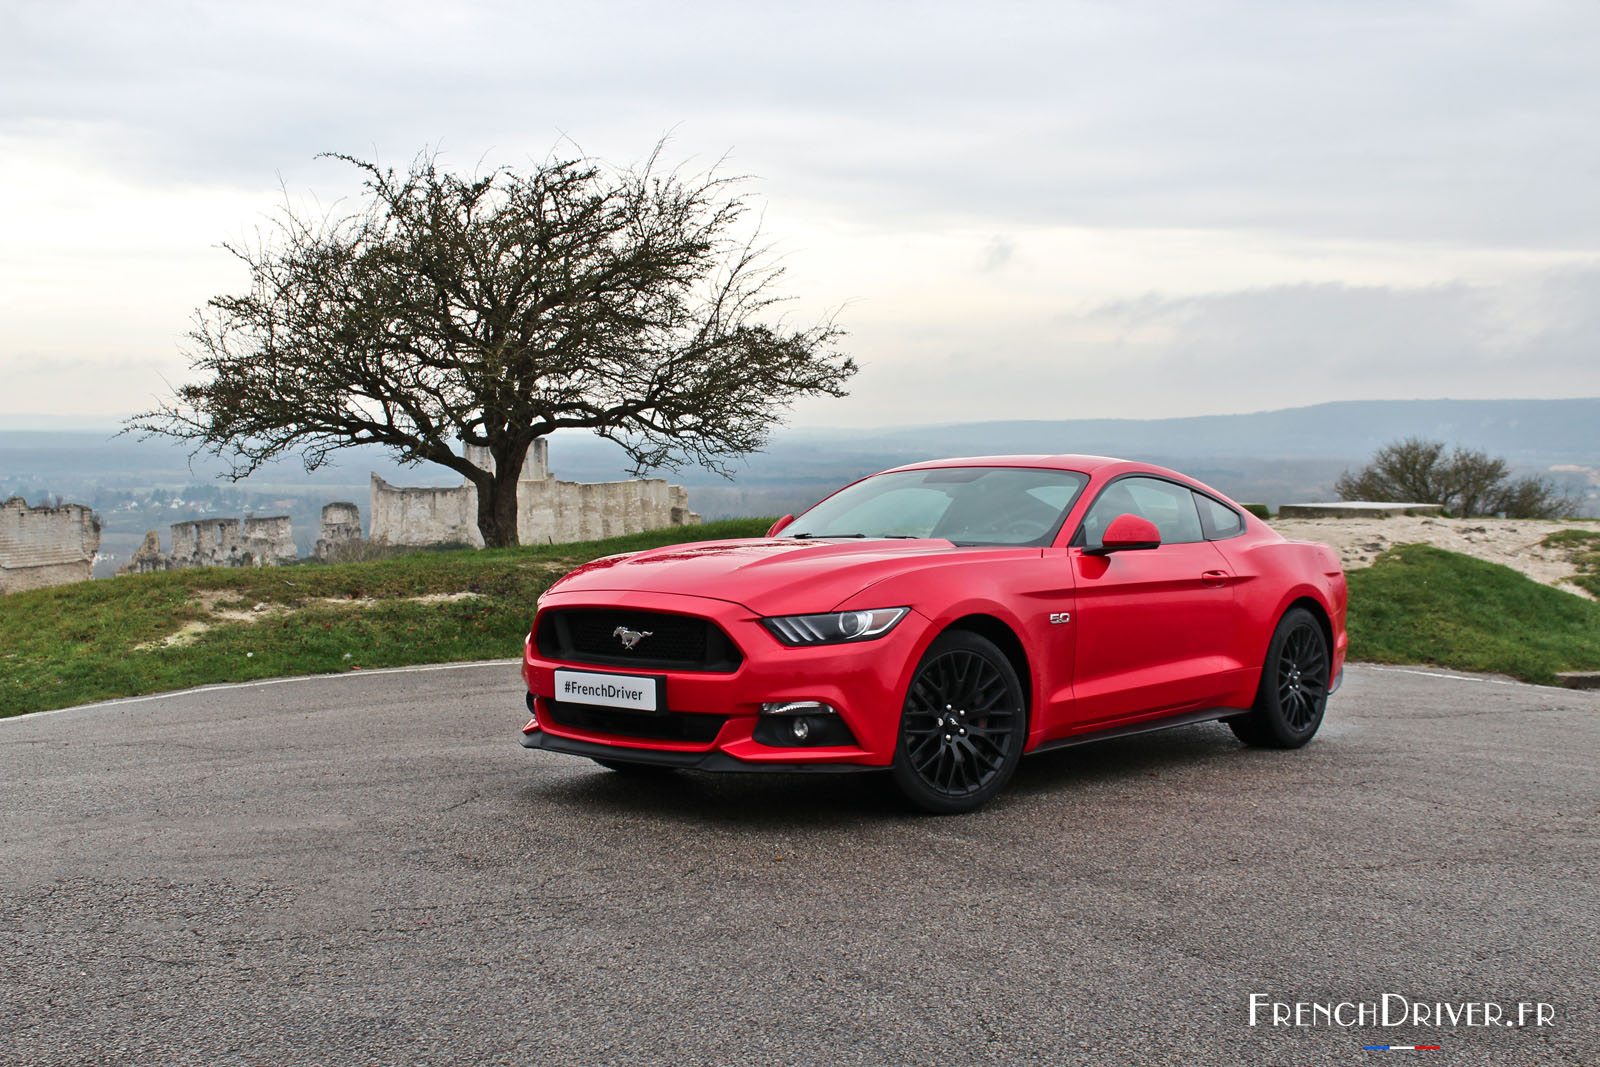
[873,454,1232,502]
[883,454,1164,477]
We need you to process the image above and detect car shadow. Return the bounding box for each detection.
[512,722,1252,828]
[1006,722,1246,797]
[515,761,908,829]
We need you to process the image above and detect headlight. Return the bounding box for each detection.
[762,607,910,646]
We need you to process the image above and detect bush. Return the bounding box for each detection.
[1335,437,1575,519]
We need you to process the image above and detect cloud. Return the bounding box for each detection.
[785,264,1600,426]
[979,236,1014,273]
[1079,271,1600,389]
[5,1,1600,422]
[6,2,1600,245]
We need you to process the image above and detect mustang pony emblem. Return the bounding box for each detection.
[612,626,653,651]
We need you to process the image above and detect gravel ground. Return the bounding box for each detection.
[2,662,1596,1066]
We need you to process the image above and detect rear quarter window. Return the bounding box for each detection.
[1195,493,1244,539]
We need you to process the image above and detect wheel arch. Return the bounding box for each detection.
[1247,595,1335,702]
[941,613,1033,717]
[1282,594,1334,662]
[1280,591,1331,652]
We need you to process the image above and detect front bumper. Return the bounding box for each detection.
[519,729,882,773]
[520,590,934,769]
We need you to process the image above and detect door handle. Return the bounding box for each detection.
[1201,570,1230,586]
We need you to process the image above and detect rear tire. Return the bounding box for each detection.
[890,631,1028,814]
[1229,607,1329,749]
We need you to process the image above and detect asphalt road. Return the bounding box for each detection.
[2,663,1596,1066]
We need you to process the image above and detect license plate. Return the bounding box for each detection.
[553,669,661,712]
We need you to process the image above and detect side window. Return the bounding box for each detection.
[1081,477,1205,548]
[1195,493,1244,540]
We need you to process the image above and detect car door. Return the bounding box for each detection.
[1068,476,1240,727]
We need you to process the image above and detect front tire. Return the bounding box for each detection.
[1229,607,1329,748]
[890,631,1028,814]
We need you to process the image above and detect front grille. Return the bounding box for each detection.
[543,700,727,743]
[537,609,743,672]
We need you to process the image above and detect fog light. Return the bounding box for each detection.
[752,708,859,749]
[760,700,837,716]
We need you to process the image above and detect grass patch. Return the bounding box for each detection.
[1541,528,1600,598]
[0,518,770,717]
[1346,543,1600,685]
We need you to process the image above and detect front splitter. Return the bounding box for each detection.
[520,729,882,773]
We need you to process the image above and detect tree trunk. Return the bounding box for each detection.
[474,442,528,548]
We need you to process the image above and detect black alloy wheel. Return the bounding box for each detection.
[1229,607,1329,748]
[891,630,1028,814]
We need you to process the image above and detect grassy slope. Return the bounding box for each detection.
[1345,542,1600,685]
[8,522,1599,717]
[0,518,770,717]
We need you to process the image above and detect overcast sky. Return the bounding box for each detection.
[3,0,1598,429]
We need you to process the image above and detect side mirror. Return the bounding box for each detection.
[1087,513,1161,555]
[766,514,795,538]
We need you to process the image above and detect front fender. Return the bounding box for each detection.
[836,574,1070,750]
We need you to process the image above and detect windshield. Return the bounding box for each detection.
[783,466,1089,546]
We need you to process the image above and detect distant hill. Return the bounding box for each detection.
[862,398,1600,465]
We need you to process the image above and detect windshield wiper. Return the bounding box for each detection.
[790,533,922,540]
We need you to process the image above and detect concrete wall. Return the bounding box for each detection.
[368,439,700,547]
[0,497,101,594]
[1278,502,1445,519]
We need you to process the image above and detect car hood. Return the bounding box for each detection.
[546,536,968,615]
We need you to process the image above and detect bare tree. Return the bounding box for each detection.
[128,146,856,547]
[1335,438,1572,518]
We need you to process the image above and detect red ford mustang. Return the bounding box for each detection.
[520,455,1347,812]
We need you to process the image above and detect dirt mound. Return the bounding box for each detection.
[1269,515,1598,599]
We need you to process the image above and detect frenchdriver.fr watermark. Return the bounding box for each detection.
[1249,993,1558,1054]
[1249,993,1555,1037]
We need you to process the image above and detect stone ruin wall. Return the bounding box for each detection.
[368,439,700,547]
[171,516,297,567]
[120,515,297,574]
[5,440,697,591]
[367,475,483,548]
[315,502,363,560]
[516,476,696,544]
[0,497,101,594]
